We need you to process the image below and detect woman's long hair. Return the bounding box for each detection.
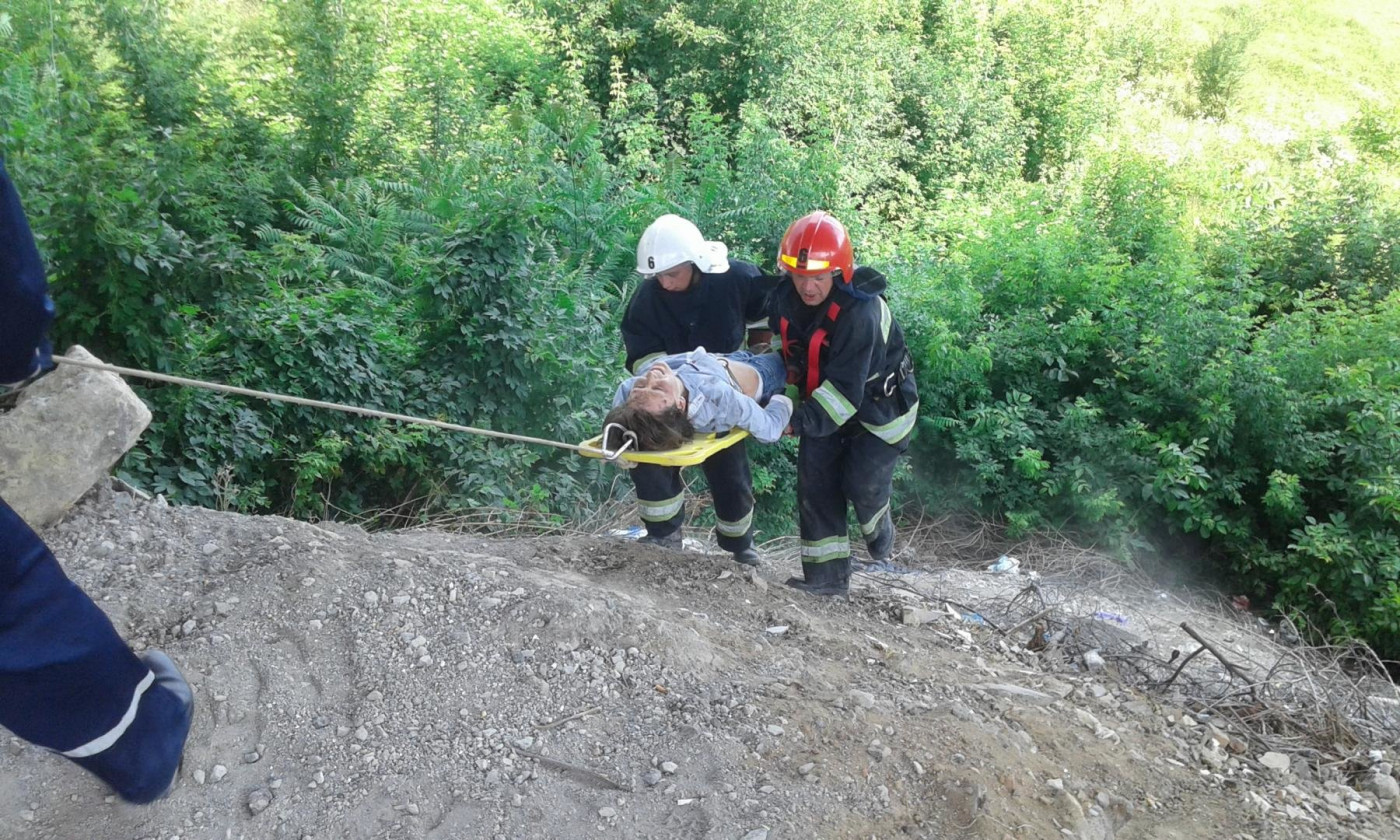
[603,401,695,452]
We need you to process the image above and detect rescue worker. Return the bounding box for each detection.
[0,158,194,803]
[619,214,779,565]
[770,211,919,596]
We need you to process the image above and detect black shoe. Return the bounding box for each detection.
[639,530,683,550]
[732,547,761,567]
[784,557,851,596]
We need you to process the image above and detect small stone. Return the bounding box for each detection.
[848,690,876,709]
[798,763,815,776]
[201,542,218,555]
[598,807,617,818]
[1363,772,1400,801]
[660,761,679,775]
[643,769,663,787]
[740,830,769,840]
[513,737,535,750]
[193,769,206,785]
[766,725,784,736]
[363,591,379,606]
[243,751,261,764]
[211,764,228,782]
[355,727,370,741]
[1260,752,1291,773]
[367,690,384,702]
[247,790,271,815]
[1083,650,1106,671]
[406,803,420,815]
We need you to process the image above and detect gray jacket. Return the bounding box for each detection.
[613,349,793,443]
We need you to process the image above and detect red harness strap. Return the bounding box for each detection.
[782,303,842,396]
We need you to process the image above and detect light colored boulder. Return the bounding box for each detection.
[0,346,151,528]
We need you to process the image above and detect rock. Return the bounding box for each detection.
[1260,752,1291,774]
[798,763,815,776]
[1083,649,1106,671]
[848,690,876,709]
[660,761,678,775]
[642,769,663,787]
[966,683,1053,704]
[1362,771,1400,801]
[211,764,228,782]
[247,789,272,815]
[0,346,152,528]
[598,807,616,818]
[740,830,769,840]
[901,606,940,626]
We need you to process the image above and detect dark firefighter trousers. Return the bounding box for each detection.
[797,428,906,566]
[0,496,188,799]
[630,441,754,552]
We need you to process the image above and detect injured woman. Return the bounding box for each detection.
[604,348,794,451]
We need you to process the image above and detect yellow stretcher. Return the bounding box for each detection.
[578,424,749,467]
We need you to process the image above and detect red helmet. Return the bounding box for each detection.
[777,211,854,284]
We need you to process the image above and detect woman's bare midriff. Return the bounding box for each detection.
[726,360,762,400]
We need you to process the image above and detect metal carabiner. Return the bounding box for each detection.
[600,422,639,461]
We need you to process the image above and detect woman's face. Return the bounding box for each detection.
[631,364,685,412]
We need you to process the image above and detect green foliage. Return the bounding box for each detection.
[3,0,1400,656]
[991,0,1117,181]
[1349,102,1400,163]
[1191,9,1259,119]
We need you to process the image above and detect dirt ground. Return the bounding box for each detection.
[3,483,1399,840]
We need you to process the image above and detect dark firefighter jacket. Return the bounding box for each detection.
[621,259,775,373]
[769,266,919,445]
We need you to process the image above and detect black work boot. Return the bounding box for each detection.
[784,557,851,596]
[732,547,761,567]
[639,529,683,550]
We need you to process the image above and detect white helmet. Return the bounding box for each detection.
[635,214,730,276]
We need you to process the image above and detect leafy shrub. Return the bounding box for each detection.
[1191,11,1258,119]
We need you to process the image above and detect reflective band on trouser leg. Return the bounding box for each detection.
[61,671,154,757]
[860,502,890,537]
[801,536,850,563]
[638,493,685,522]
[812,380,857,426]
[860,400,919,445]
[717,509,753,538]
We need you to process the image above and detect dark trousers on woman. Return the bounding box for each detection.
[0,496,191,802]
[630,441,755,552]
[793,429,905,587]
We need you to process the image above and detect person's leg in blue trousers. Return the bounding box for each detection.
[0,496,192,802]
